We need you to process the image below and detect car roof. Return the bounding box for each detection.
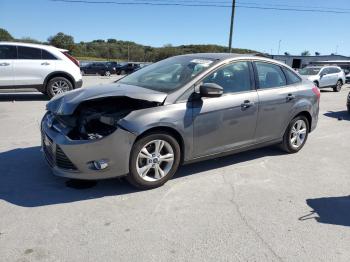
[0,41,68,52]
[174,53,292,69]
[176,52,258,61]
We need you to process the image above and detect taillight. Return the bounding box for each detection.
[312,86,321,99]
[62,52,80,68]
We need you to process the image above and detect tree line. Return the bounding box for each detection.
[0,28,258,62]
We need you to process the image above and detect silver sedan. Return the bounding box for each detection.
[41,53,320,189]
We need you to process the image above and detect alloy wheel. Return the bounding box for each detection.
[336,81,342,92]
[290,120,307,149]
[136,139,175,182]
[51,80,70,95]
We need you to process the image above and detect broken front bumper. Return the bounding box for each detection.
[41,113,136,180]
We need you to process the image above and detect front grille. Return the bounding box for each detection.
[42,132,55,167]
[56,145,77,170]
[42,131,77,171]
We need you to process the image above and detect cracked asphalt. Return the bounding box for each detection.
[0,76,349,262]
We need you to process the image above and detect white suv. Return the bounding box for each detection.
[299,65,346,92]
[0,42,82,98]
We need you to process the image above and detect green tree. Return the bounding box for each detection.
[48,32,75,50]
[301,50,310,56]
[107,39,117,43]
[20,37,41,44]
[0,28,14,41]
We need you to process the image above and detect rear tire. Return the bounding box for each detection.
[281,116,309,153]
[127,132,181,189]
[46,77,73,98]
[333,80,342,92]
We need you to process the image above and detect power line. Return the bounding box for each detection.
[126,0,350,11]
[50,0,350,14]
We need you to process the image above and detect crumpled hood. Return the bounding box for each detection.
[46,83,167,115]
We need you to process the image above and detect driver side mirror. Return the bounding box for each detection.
[320,72,327,77]
[199,83,223,98]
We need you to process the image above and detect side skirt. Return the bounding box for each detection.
[184,138,283,165]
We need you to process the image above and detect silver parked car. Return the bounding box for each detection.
[41,54,320,189]
[298,65,346,92]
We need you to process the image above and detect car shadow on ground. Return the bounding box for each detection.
[0,145,283,207]
[324,110,350,121]
[0,93,49,102]
[299,196,350,227]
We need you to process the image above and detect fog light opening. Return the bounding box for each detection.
[92,160,109,170]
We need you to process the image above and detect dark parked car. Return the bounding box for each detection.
[116,63,141,75]
[80,62,116,76]
[42,53,320,189]
[347,91,350,113]
[344,69,350,83]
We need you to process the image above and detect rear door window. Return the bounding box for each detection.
[18,46,42,59]
[0,45,17,59]
[332,68,341,73]
[255,62,287,89]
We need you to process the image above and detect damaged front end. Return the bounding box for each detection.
[41,84,167,179]
[51,96,161,140]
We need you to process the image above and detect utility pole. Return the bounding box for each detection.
[228,0,236,53]
[278,40,281,55]
[128,44,130,62]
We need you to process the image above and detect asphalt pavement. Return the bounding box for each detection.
[0,77,349,262]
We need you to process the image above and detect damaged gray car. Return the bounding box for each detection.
[41,53,320,189]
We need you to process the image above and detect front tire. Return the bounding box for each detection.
[127,132,181,189]
[46,77,73,98]
[281,116,309,153]
[104,70,111,77]
[333,80,342,92]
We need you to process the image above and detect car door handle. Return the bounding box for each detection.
[286,94,296,101]
[0,63,10,66]
[41,62,50,66]
[241,100,254,109]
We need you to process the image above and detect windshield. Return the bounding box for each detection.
[299,67,321,75]
[118,56,215,93]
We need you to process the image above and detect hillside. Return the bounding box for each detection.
[0,28,259,62]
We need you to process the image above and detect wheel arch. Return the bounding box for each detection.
[136,126,186,164]
[44,71,76,91]
[292,111,312,132]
